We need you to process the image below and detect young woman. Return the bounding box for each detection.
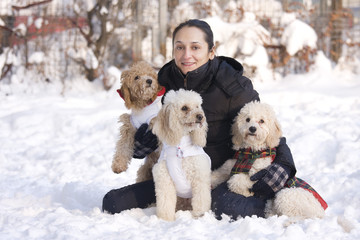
[102,19,296,219]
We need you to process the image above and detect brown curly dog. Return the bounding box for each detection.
[112,61,164,182]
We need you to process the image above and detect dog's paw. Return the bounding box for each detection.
[111,162,127,173]
[157,212,176,221]
[227,175,254,197]
[191,210,205,219]
[228,185,253,197]
[111,154,131,173]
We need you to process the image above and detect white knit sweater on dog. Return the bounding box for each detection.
[130,95,162,129]
[158,135,211,198]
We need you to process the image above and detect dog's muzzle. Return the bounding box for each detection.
[186,114,205,127]
[247,126,257,136]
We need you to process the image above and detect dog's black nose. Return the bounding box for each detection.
[249,126,257,133]
[196,114,203,121]
[146,79,152,85]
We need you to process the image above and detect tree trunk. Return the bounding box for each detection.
[152,25,160,61]
[132,0,143,61]
[159,0,168,58]
[330,0,343,62]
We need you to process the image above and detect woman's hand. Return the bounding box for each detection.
[250,163,290,199]
[133,123,158,159]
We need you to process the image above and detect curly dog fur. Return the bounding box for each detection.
[112,61,162,182]
[211,101,325,219]
[151,89,211,221]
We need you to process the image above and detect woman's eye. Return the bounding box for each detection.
[246,118,250,122]
[192,46,199,50]
[176,46,183,51]
[181,106,188,111]
[259,119,264,124]
[134,76,140,80]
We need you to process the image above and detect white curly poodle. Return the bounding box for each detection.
[151,89,211,221]
[211,101,327,219]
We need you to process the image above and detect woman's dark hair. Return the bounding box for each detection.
[172,19,214,51]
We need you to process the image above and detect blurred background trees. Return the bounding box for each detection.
[0,0,359,88]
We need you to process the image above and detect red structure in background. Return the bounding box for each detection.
[9,15,88,46]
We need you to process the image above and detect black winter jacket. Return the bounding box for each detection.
[158,56,296,177]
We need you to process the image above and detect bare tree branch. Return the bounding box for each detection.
[12,0,53,11]
[67,18,93,45]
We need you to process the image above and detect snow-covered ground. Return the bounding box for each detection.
[1,51,359,239]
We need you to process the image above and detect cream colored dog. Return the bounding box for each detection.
[151,89,211,221]
[112,61,164,182]
[211,101,327,219]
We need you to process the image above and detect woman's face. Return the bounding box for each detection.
[173,26,214,75]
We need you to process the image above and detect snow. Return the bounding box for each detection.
[100,6,109,15]
[106,21,114,32]
[204,14,317,73]
[1,50,360,239]
[1,1,360,238]
[66,48,99,70]
[0,48,18,72]
[280,15,317,56]
[29,52,45,64]
[14,23,27,36]
[204,15,271,62]
[34,18,43,29]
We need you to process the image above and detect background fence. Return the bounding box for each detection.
[0,0,359,87]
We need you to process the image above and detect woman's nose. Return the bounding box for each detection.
[183,48,191,58]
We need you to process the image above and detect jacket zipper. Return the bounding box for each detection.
[184,76,188,89]
[176,67,188,90]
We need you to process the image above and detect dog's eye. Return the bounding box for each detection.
[181,105,188,111]
[134,75,140,80]
[259,119,264,124]
[246,118,250,122]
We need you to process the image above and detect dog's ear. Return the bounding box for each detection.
[265,118,283,148]
[120,69,131,85]
[165,104,183,145]
[119,70,135,109]
[231,114,244,150]
[120,84,133,109]
[190,121,208,147]
[149,116,156,131]
[151,106,166,140]
[151,104,183,146]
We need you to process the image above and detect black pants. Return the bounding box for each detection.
[102,180,266,219]
[102,180,156,214]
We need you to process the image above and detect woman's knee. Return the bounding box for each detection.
[211,182,266,220]
[102,189,122,214]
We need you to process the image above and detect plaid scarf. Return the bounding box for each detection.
[230,148,277,175]
[230,147,328,210]
[285,177,328,210]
